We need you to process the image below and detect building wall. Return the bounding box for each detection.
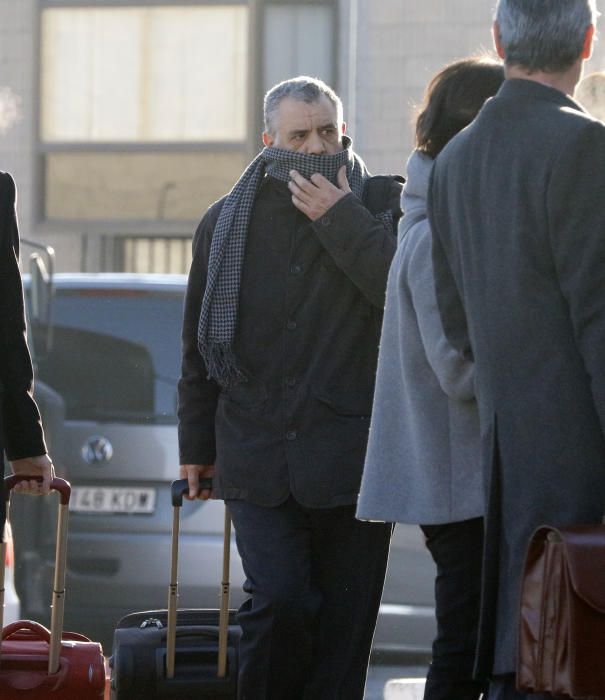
[348,0,605,177]
[0,0,36,240]
[0,0,85,269]
[1,1,605,271]
[350,0,494,175]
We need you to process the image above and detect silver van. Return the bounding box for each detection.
[18,273,436,656]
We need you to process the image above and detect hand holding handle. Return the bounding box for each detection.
[4,475,71,505]
[171,477,213,507]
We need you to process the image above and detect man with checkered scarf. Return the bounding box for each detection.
[178,76,402,699]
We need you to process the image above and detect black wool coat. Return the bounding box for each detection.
[428,79,605,676]
[0,172,46,474]
[178,174,402,508]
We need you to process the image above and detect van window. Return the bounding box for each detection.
[37,288,184,424]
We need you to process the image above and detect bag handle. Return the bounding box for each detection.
[170,477,213,508]
[166,478,231,680]
[1,475,71,674]
[2,619,52,642]
[4,476,70,505]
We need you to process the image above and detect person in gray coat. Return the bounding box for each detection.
[357,57,503,700]
[428,1,603,698]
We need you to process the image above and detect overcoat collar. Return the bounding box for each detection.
[497,78,586,113]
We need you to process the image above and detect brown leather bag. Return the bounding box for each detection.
[517,524,605,698]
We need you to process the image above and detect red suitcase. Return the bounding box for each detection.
[0,475,105,698]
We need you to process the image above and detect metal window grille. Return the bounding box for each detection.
[101,235,193,274]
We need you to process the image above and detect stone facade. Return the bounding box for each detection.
[344,0,605,175]
[0,0,37,245]
[1,1,604,271]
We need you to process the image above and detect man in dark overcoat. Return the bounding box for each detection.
[178,76,402,699]
[428,0,605,697]
[0,171,55,531]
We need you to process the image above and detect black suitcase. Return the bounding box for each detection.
[109,478,240,698]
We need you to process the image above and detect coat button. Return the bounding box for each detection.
[286,430,297,441]
[285,377,297,387]
[286,320,297,330]
[320,215,331,226]
[289,264,302,275]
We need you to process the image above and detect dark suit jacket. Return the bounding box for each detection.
[428,79,605,676]
[178,175,402,508]
[0,172,46,467]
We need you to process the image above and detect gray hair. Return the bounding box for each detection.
[495,0,598,72]
[263,76,343,135]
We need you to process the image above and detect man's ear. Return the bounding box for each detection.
[262,131,273,147]
[341,121,347,136]
[493,21,506,60]
[582,24,595,60]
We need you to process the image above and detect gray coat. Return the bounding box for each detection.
[429,79,605,676]
[357,150,482,525]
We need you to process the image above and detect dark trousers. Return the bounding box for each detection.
[420,517,487,700]
[226,497,392,700]
[488,675,553,699]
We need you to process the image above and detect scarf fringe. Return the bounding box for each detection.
[203,341,248,388]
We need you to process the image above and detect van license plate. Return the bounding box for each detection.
[69,487,156,514]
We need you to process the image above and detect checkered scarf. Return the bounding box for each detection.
[198,136,392,388]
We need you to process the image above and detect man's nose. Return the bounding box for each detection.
[304,130,325,155]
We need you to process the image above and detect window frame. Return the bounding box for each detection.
[36,0,256,232]
[34,0,339,238]
[253,0,339,140]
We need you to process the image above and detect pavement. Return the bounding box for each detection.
[383,678,426,700]
[364,662,428,700]
[102,659,428,699]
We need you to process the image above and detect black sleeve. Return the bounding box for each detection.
[310,176,402,308]
[0,172,47,460]
[177,203,223,465]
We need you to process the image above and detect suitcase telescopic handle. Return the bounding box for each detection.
[170,477,213,507]
[2,475,71,675]
[166,477,231,681]
[4,475,71,505]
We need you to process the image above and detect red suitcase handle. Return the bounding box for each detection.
[4,476,71,505]
[2,476,72,673]
[2,619,92,645]
[2,620,51,642]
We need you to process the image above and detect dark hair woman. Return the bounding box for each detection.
[416,57,505,158]
[357,56,504,700]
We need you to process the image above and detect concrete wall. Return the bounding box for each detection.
[2,1,605,270]
[345,0,605,178]
[0,0,36,237]
[0,0,85,269]
[345,0,495,176]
